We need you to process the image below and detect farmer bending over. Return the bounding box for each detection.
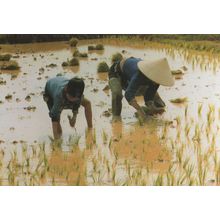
[44,76,92,139]
[108,57,174,122]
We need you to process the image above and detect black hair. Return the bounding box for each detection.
[66,77,85,97]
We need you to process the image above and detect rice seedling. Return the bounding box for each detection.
[215,161,220,184]
[176,129,181,140]
[197,161,207,185]
[92,129,96,145]
[189,177,195,186]
[102,130,108,144]
[184,105,188,118]
[184,124,191,137]
[193,123,201,142]
[182,157,190,170]
[213,151,218,169]
[198,103,203,117]
[153,174,164,186]
[185,163,195,179]
[174,116,181,127]
[177,173,187,185]
[68,135,81,147]
[176,148,183,165]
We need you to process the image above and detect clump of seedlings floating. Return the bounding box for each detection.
[0,54,12,61]
[5,94,12,100]
[24,106,36,111]
[111,52,123,63]
[88,44,104,51]
[73,49,88,58]
[170,97,188,104]
[171,69,184,75]
[97,61,109,72]
[46,63,57,68]
[0,78,6,85]
[0,61,20,70]
[69,38,78,47]
[62,58,79,67]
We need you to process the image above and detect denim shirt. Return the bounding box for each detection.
[122,57,152,103]
[45,76,81,121]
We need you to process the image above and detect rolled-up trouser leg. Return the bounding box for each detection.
[109,77,123,116]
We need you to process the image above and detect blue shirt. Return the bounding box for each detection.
[122,57,152,103]
[45,76,82,120]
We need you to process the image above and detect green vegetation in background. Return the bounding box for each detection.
[1,34,219,44]
[2,34,220,53]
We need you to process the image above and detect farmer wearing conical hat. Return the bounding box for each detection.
[43,76,93,139]
[108,57,174,122]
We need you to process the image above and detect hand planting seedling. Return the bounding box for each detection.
[68,114,77,127]
[108,57,173,123]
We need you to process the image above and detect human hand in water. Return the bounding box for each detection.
[68,114,76,127]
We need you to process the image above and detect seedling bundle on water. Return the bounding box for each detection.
[97,62,109,72]
[69,38,78,47]
[62,58,79,67]
[0,61,20,70]
[111,52,123,63]
[0,54,12,61]
[170,97,188,104]
[88,44,104,51]
[73,49,88,58]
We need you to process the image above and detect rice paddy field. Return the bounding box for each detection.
[1,38,220,185]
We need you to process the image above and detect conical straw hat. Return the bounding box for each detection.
[137,58,174,87]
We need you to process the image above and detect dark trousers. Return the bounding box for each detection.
[109,77,165,116]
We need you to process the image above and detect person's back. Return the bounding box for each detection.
[45,76,69,100]
[122,57,142,81]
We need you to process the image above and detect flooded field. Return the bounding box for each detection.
[1,39,220,185]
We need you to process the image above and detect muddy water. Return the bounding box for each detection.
[1,40,220,185]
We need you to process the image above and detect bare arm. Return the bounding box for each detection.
[81,97,93,128]
[129,99,146,122]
